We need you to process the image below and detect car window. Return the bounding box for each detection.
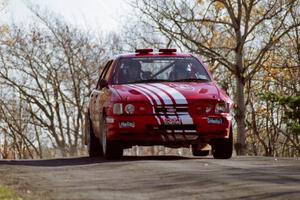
[103,60,114,81]
[112,57,211,84]
[99,63,109,79]
[96,60,113,89]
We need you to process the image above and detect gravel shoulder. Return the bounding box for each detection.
[0,156,300,200]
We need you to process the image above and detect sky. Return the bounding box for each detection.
[0,0,132,32]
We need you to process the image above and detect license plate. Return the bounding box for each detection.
[207,118,222,124]
[163,118,182,125]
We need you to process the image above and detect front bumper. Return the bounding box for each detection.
[105,113,232,145]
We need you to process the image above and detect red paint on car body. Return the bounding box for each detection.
[84,49,233,158]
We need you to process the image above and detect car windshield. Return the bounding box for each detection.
[112,57,211,84]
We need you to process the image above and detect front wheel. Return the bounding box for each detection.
[100,116,123,159]
[192,149,210,156]
[192,144,210,156]
[212,128,233,159]
[87,117,103,157]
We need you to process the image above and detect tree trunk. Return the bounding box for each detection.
[235,74,247,155]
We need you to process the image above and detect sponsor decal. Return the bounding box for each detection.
[119,121,135,128]
[169,83,195,91]
[166,108,176,112]
[163,118,182,125]
[105,117,115,124]
[207,118,223,125]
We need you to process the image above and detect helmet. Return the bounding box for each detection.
[123,60,141,71]
[118,60,142,83]
[171,61,191,79]
[173,61,191,72]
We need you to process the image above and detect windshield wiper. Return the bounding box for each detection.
[129,79,170,84]
[173,78,209,82]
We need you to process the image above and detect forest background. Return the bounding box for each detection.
[0,0,299,159]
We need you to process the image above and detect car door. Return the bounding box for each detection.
[90,60,113,136]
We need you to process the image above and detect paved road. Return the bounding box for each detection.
[0,156,300,200]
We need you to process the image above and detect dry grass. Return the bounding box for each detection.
[0,185,21,200]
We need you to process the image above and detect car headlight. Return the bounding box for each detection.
[113,103,123,115]
[215,102,229,114]
[125,104,135,114]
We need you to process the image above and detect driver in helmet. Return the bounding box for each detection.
[170,62,191,80]
[118,60,142,84]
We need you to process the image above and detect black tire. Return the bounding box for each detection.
[87,118,103,157]
[192,148,210,156]
[212,128,233,159]
[100,116,123,159]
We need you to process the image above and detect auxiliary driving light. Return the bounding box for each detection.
[215,102,229,114]
[125,104,135,114]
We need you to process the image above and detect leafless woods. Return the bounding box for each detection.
[0,1,300,158]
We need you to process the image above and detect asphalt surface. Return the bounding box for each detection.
[0,156,300,200]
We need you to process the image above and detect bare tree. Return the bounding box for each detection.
[0,11,107,157]
[0,0,8,11]
[134,0,300,155]
[0,95,41,159]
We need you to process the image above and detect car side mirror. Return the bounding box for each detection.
[99,79,108,89]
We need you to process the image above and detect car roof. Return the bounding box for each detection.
[114,52,193,60]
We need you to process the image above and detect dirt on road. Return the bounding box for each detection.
[0,156,300,200]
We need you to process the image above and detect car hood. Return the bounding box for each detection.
[111,82,227,104]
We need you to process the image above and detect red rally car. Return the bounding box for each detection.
[83,49,233,159]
